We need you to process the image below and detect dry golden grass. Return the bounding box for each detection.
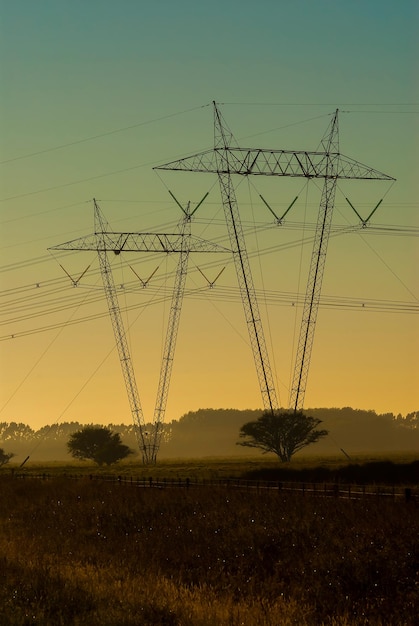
[9,451,419,479]
[0,474,418,625]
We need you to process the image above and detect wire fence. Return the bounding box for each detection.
[10,472,417,502]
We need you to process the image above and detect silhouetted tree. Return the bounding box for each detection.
[67,426,133,466]
[0,447,15,466]
[0,422,34,441]
[237,410,328,462]
[399,411,419,429]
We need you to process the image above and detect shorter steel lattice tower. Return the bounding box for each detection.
[50,198,229,463]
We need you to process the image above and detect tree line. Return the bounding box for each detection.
[1,407,418,464]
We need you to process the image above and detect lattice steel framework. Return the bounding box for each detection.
[50,199,228,463]
[150,204,191,457]
[155,103,395,413]
[94,200,150,461]
[213,105,279,413]
[52,231,226,254]
[289,111,339,411]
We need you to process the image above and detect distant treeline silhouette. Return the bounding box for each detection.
[1,407,418,462]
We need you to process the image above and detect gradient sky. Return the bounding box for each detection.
[1,0,418,432]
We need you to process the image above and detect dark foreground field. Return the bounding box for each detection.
[1,471,418,626]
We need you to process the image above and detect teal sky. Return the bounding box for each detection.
[0,1,418,432]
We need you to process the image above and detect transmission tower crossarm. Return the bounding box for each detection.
[154,148,394,181]
[49,232,230,254]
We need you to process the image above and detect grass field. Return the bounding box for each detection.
[7,451,419,479]
[1,457,418,625]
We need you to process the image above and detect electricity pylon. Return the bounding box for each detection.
[154,103,395,414]
[50,197,228,463]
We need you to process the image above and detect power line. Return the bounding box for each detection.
[3,102,413,168]
[0,200,90,226]
[0,219,417,337]
[2,106,414,206]
[0,104,210,165]
[1,218,417,276]
[221,102,419,106]
[1,275,417,342]
[344,110,419,114]
[0,273,104,415]
[0,160,158,203]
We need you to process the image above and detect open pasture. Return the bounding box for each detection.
[8,451,419,480]
[1,467,418,625]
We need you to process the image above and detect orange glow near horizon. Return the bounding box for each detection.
[0,3,417,432]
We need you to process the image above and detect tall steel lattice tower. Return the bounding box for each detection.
[154,103,395,414]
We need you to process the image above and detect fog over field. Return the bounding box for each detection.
[1,407,418,463]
